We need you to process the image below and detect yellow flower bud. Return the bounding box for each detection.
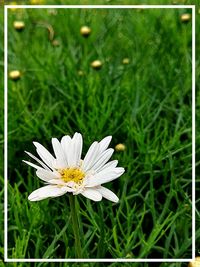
[30,0,44,4]
[78,70,84,76]
[9,70,21,81]
[115,143,126,152]
[80,26,91,37]
[9,2,17,11]
[188,257,200,267]
[181,13,191,23]
[122,58,130,65]
[91,60,102,70]
[13,21,25,31]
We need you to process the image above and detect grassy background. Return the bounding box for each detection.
[3,0,200,6]
[0,1,199,267]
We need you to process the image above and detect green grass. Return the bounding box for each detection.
[3,0,200,5]
[1,2,199,267]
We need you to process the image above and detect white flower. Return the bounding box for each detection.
[23,133,125,202]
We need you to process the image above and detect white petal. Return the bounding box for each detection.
[61,135,71,166]
[99,136,112,153]
[65,134,77,167]
[25,151,51,171]
[66,181,76,187]
[96,186,119,203]
[28,185,68,201]
[33,142,55,168]
[48,179,75,190]
[82,142,100,171]
[23,160,43,170]
[86,167,125,187]
[66,132,83,167]
[36,169,60,182]
[52,138,67,168]
[92,148,114,171]
[47,179,64,185]
[72,133,83,166]
[81,188,102,201]
[96,160,118,172]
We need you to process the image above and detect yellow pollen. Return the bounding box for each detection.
[59,168,85,184]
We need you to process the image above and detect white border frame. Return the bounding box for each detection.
[4,4,195,263]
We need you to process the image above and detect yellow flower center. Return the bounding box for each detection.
[59,168,85,184]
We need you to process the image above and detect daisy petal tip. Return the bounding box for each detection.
[28,193,36,201]
[94,195,103,202]
[33,141,39,148]
[74,132,80,137]
[117,167,125,175]
[51,137,57,143]
[121,167,125,174]
[22,160,29,165]
[113,196,119,203]
[108,135,112,140]
[96,186,119,203]
[81,188,103,202]
[24,151,31,157]
[104,135,112,143]
[28,196,40,202]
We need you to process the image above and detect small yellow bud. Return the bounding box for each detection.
[30,0,44,4]
[9,70,21,81]
[122,58,130,65]
[52,40,60,46]
[80,26,91,37]
[188,257,200,267]
[78,70,84,76]
[115,143,126,152]
[91,60,102,70]
[13,21,25,31]
[181,13,191,23]
[9,2,17,11]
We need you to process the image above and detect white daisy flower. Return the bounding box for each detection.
[23,133,125,202]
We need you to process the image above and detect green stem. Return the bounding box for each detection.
[97,204,105,259]
[69,195,82,258]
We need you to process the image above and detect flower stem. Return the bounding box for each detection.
[97,204,105,258]
[69,195,82,258]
